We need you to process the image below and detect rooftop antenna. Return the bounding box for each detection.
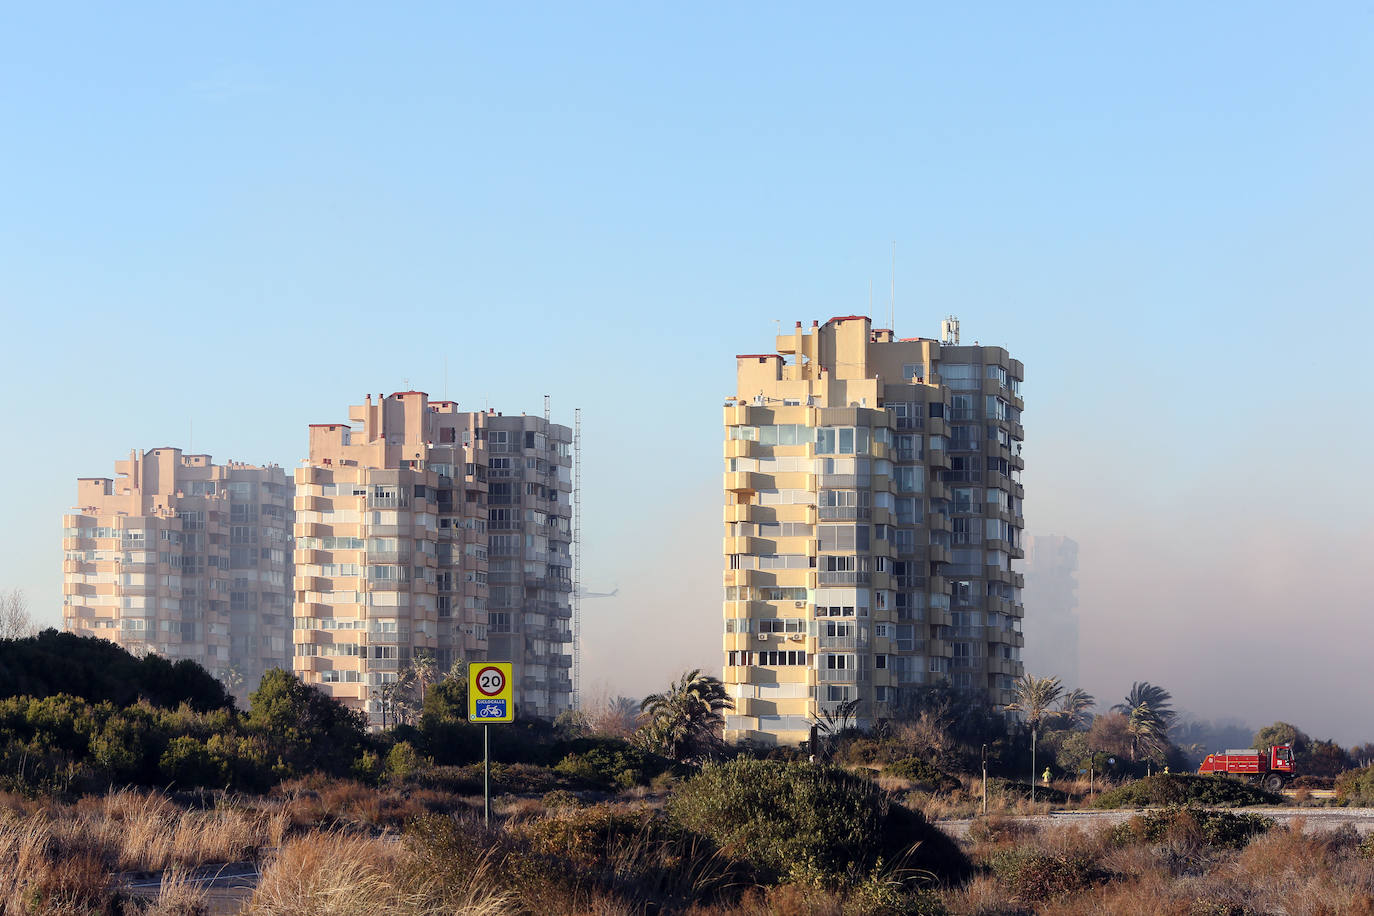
[890,241,896,334]
[941,315,961,345]
[543,394,550,422]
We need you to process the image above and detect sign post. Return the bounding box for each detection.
[469,662,514,825]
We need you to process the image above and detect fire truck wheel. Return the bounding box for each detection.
[1264,775,1284,792]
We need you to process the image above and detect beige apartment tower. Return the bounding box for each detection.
[723,316,1026,746]
[484,414,575,718]
[295,392,573,726]
[63,449,293,703]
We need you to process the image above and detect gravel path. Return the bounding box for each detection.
[936,807,1374,839]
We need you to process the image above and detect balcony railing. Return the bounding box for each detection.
[818,506,870,521]
[818,474,870,489]
[817,668,870,683]
[818,571,871,586]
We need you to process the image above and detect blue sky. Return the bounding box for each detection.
[2,3,1371,740]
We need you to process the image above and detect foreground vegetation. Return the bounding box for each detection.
[4,634,1374,912]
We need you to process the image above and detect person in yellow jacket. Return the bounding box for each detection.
[1042,767,1051,785]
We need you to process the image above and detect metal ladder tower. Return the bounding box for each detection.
[572,407,582,710]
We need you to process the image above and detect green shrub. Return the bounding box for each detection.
[668,757,969,885]
[1094,773,1281,808]
[1335,764,1374,806]
[158,735,228,788]
[385,741,424,779]
[989,846,1104,901]
[885,757,960,791]
[1109,806,1274,850]
[553,741,672,789]
[541,789,583,809]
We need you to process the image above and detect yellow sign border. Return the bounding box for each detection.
[468,661,514,723]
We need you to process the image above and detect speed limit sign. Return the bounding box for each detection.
[468,662,514,723]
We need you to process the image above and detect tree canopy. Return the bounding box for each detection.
[0,630,232,712]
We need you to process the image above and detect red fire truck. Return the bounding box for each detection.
[1197,744,1295,791]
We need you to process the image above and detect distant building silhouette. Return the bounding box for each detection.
[1022,535,1079,688]
[63,448,293,706]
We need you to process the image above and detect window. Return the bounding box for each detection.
[893,466,923,493]
[756,650,808,666]
[815,427,869,455]
[940,364,980,390]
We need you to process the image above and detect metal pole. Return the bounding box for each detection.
[981,743,988,815]
[483,724,490,825]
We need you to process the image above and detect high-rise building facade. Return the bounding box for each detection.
[62,448,293,703]
[1021,535,1079,688]
[723,316,1025,746]
[484,414,575,719]
[294,392,574,725]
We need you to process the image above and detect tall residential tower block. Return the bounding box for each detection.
[63,449,293,703]
[294,392,573,726]
[723,316,1026,746]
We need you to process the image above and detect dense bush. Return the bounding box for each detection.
[1335,763,1374,806]
[553,739,677,789]
[668,757,969,884]
[1094,773,1282,809]
[989,846,1105,901]
[0,629,232,712]
[1110,807,1275,850]
[885,756,962,792]
[0,665,369,795]
[408,806,747,913]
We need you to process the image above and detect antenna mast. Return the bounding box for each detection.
[544,394,550,422]
[890,241,896,334]
[572,407,582,710]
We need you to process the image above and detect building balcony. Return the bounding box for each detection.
[724,471,766,494]
[928,481,949,501]
[723,536,768,555]
[817,570,870,586]
[817,506,870,522]
[927,448,951,470]
[928,544,951,565]
[818,474,869,489]
[724,439,761,460]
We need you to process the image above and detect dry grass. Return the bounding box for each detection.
[144,865,210,915]
[54,788,292,872]
[247,831,512,916]
[909,774,1054,820]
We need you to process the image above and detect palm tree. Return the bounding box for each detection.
[1005,674,1064,802]
[636,669,734,763]
[812,697,862,760]
[1112,682,1176,762]
[1058,688,1096,729]
[409,651,438,702]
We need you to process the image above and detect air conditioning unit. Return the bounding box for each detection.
[757,632,771,641]
[794,600,806,608]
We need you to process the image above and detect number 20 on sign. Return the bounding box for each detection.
[468,662,514,723]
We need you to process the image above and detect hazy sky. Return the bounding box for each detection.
[2,4,1370,742]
